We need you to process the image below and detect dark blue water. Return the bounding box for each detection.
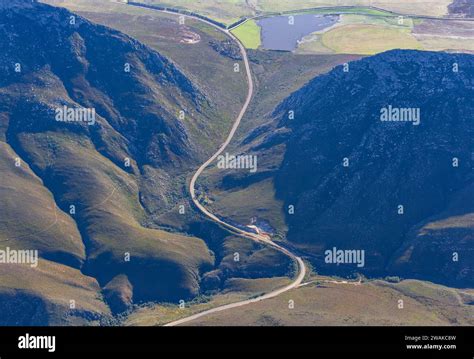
[258,14,339,51]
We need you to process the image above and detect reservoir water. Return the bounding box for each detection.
[258,14,339,51]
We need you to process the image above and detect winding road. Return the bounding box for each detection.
[122,3,307,327]
[169,13,306,328]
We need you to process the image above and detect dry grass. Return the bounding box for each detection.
[184,278,474,326]
[321,24,422,55]
[206,177,287,234]
[123,277,290,326]
[0,258,110,321]
[0,141,85,260]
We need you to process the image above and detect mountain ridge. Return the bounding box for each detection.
[0,0,218,318]
[272,49,473,286]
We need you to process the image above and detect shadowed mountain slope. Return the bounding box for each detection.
[0,0,218,319]
[271,50,473,286]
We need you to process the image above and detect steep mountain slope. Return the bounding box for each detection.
[0,259,110,325]
[0,140,107,324]
[1,0,218,169]
[196,51,360,242]
[271,50,473,286]
[0,141,85,268]
[0,0,218,319]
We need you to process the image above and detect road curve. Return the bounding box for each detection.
[164,254,305,326]
[122,4,307,326]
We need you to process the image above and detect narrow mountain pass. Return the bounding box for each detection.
[121,2,307,326]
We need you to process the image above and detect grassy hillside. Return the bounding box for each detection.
[0,259,110,325]
[321,24,422,55]
[14,1,472,327]
[0,142,85,268]
[256,0,451,17]
[1,1,303,322]
[272,50,473,285]
[124,276,291,326]
[114,1,473,55]
[134,0,452,25]
[41,0,248,128]
[183,278,474,326]
[297,14,474,55]
[199,50,473,291]
[137,0,252,25]
[0,1,220,317]
[16,131,214,306]
[0,140,107,325]
[198,51,359,236]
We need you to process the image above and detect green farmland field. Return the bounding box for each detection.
[231,20,261,49]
